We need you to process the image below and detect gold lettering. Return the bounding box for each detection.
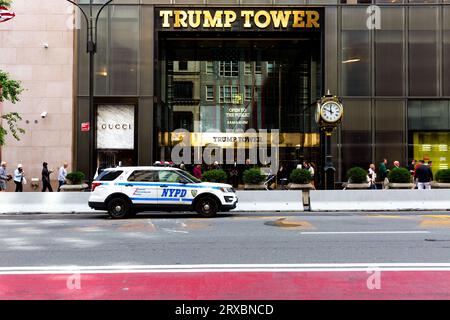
[306,10,320,28]
[254,11,271,29]
[188,10,202,28]
[174,10,188,28]
[160,10,173,28]
[269,10,292,28]
[241,10,254,28]
[292,11,305,28]
[223,10,237,28]
[203,10,224,28]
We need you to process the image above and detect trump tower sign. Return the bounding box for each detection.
[156,8,323,32]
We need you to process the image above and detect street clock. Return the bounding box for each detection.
[315,94,344,131]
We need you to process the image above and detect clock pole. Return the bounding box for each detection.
[315,91,343,190]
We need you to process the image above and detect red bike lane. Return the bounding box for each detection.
[1,269,450,300]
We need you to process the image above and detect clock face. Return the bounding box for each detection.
[320,101,343,123]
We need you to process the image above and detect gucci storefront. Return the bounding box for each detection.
[75,0,450,186]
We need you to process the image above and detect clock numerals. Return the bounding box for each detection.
[320,102,342,123]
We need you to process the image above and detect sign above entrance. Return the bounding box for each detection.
[157,8,323,32]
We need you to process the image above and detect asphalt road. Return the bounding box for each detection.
[1,211,450,267]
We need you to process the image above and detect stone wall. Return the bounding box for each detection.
[0,0,74,184]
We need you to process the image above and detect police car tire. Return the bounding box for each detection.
[107,197,131,219]
[195,196,219,217]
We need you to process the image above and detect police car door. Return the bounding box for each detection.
[123,170,159,206]
[157,170,193,206]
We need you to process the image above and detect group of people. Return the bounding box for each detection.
[168,159,316,190]
[366,159,434,189]
[0,161,69,192]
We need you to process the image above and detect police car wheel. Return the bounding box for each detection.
[107,197,131,219]
[195,196,218,217]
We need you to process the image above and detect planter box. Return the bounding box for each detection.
[344,183,370,190]
[60,183,89,192]
[431,182,450,189]
[386,183,415,189]
[244,184,266,190]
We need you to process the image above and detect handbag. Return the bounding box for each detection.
[22,177,27,185]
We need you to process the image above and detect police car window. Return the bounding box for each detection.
[158,171,187,183]
[178,170,201,183]
[128,170,158,182]
[96,170,123,181]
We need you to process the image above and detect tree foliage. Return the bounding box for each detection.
[0,70,25,146]
[0,0,12,8]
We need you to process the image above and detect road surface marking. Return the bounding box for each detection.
[300,231,429,235]
[3,263,450,275]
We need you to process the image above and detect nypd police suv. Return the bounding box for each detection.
[88,166,238,219]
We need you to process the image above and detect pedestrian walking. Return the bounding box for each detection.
[193,164,202,180]
[277,163,288,190]
[368,163,377,190]
[0,161,12,192]
[41,162,53,192]
[57,162,68,192]
[13,164,25,192]
[409,159,417,176]
[414,160,433,190]
[378,159,388,188]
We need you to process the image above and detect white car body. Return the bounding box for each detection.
[88,166,238,218]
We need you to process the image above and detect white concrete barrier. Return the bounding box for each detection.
[233,191,304,212]
[0,193,93,214]
[310,189,450,211]
[0,191,304,214]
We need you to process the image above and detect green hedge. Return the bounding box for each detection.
[388,167,411,183]
[435,169,450,183]
[289,169,312,184]
[66,171,86,184]
[202,169,227,183]
[243,168,265,184]
[346,167,367,184]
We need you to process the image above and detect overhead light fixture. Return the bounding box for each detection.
[342,59,361,64]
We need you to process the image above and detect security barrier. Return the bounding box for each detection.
[233,191,304,212]
[309,189,450,211]
[0,190,304,214]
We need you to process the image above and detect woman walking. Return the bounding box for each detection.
[13,164,25,192]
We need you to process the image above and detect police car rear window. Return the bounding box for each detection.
[97,170,123,181]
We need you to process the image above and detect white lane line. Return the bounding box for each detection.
[1,263,450,275]
[300,231,430,235]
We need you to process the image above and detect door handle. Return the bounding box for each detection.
[125,184,133,187]
[159,185,168,188]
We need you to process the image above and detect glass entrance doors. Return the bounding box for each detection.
[157,37,322,173]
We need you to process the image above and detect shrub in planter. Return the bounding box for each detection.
[346,167,368,184]
[388,167,411,183]
[243,168,265,185]
[202,169,227,183]
[66,171,86,185]
[289,169,312,185]
[435,169,450,183]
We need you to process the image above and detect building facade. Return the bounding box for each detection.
[71,0,450,185]
[0,0,74,190]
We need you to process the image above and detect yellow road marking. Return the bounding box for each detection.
[420,220,450,228]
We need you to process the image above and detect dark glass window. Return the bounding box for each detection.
[178,61,188,71]
[409,7,439,96]
[173,82,194,99]
[375,7,404,96]
[96,170,123,181]
[444,7,450,96]
[408,101,450,131]
[375,100,406,165]
[128,171,158,182]
[110,6,139,95]
[341,100,372,176]
[341,8,371,96]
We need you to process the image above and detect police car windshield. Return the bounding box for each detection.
[178,170,201,183]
